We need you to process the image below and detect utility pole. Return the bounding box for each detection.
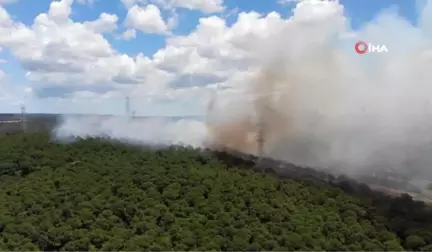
[257,120,265,158]
[20,103,27,132]
[255,111,266,172]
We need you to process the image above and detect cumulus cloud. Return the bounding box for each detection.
[84,13,118,33]
[120,28,136,40]
[153,0,224,13]
[0,0,219,102]
[0,0,158,98]
[124,4,169,34]
[121,0,147,9]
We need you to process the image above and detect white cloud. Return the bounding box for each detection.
[84,13,118,33]
[0,0,136,94]
[124,4,169,34]
[1,0,431,114]
[48,0,73,23]
[153,0,224,13]
[166,9,179,29]
[121,0,147,9]
[120,28,137,40]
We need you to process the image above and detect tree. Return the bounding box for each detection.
[1,132,432,251]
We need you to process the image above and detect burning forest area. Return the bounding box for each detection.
[51,0,432,200]
[4,0,432,250]
[202,62,432,201]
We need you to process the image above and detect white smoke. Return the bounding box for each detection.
[54,0,432,179]
[55,116,208,147]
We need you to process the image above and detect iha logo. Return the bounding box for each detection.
[354,41,388,54]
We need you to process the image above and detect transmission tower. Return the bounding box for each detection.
[254,110,267,172]
[20,103,27,132]
[257,120,265,158]
[256,103,270,158]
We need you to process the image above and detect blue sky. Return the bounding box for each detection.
[0,0,427,115]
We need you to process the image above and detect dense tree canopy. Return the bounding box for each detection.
[0,132,431,251]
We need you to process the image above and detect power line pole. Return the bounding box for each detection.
[20,103,27,132]
[257,120,265,159]
[255,110,267,172]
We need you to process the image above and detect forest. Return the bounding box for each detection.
[1,132,432,251]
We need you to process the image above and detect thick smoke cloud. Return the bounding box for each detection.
[55,0,432,180]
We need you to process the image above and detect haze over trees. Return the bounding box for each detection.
[0,132,432,251]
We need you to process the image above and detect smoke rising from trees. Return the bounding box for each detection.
[55,0,432,179]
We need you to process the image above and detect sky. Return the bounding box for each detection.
[0,0,424,116]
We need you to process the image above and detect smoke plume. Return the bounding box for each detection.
[55,0,432,180]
